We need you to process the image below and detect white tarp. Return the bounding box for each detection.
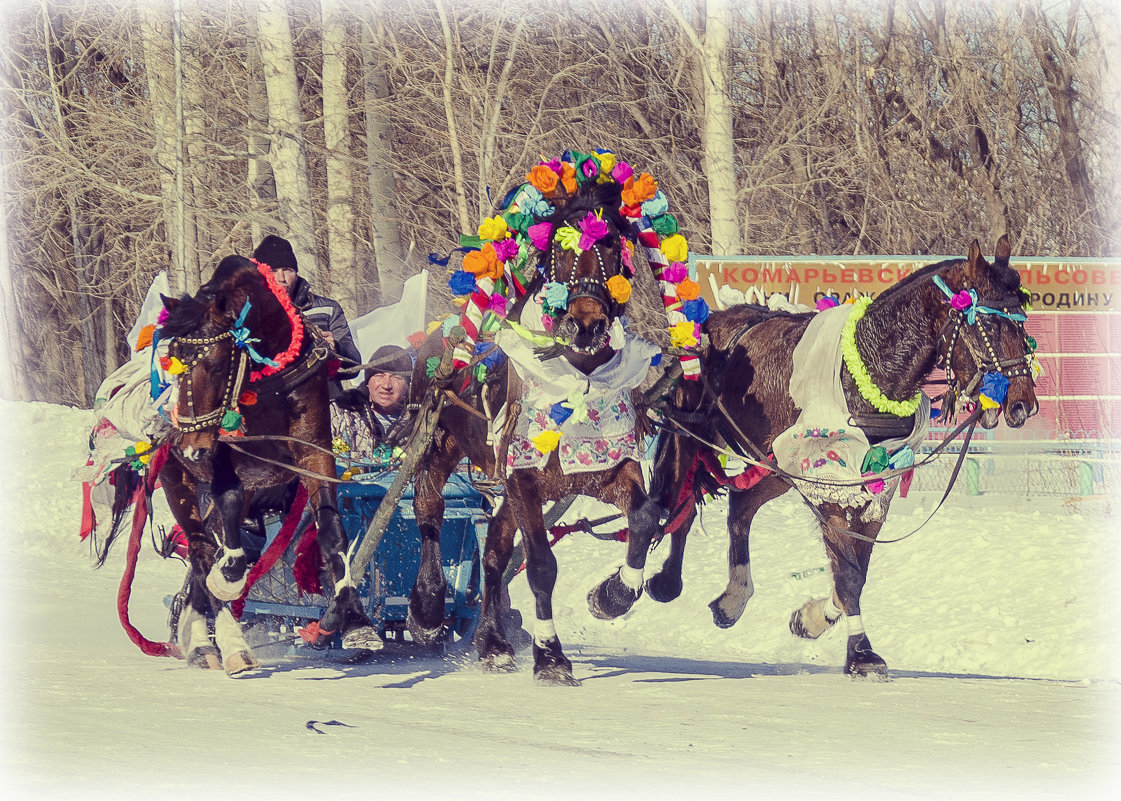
[348,269,428,360]
[125,271,171,352]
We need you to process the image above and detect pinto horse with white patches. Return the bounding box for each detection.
[646,236,1039,678]
[158,255,380,674]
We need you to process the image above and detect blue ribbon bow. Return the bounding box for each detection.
[231,300,280,367]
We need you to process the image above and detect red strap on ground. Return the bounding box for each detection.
[116,443,181,659]
[231,483,309,619]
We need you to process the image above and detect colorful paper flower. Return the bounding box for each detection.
[816,295,840,310]
[449,269,477,295]
[577,211,609,251]
[621,173,658,207]
[527,164,560,194]
[650,213,678,237]
[560,162,577,194]
[543,282,569,310]
[532,429,562,453]
[528,221,552,251]
[682,298,709,322]
[662,262,688,284]
[676,278,701,301]
[611,160,634,184]
[478,215,509,241]
[492,237,520,263]
[555,225,581,253]
[607,275,632,304]
[486,293,510,318]
[670,320,699,348]
[642,191,669,218]
[462,244,504,281]
[660,233,689,263]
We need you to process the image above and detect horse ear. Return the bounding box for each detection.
[160,294,179,312]
[994,234,1011,264]
[965,239,984,283]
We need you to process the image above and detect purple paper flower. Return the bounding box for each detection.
[486,293,509,318]
[577,211,609,251]
[581,159,598,180]
[951,290,974,310]
[662,262,688,283]
[528,222,552,251]
[612,161,634,184]
[492,237,520,263]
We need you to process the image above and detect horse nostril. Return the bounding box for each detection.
[589,319,606,339]
[1007,401,1030,427]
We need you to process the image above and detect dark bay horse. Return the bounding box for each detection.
[159,255,379,674]
[645,236,1038,678]
[408,180,664,685]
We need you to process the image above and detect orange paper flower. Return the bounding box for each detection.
[676,278,701,301]
[462,243,504,281]
[134,323,155,351]
[561,162,577,194]
[621,172,658,207]
[526,165,559,194]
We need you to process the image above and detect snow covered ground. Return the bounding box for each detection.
[0,399,1118,800]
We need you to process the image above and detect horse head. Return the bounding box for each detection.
[539,184,634,367]
[935,235,1039,430]
[161,255,295,457]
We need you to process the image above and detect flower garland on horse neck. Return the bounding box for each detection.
[431,148,706,383]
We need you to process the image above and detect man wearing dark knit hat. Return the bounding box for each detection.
[330,344,413,460]
[252,234,361,399]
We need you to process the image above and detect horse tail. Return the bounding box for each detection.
[90,463,142,568]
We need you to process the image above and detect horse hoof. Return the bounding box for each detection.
[844,633,889,680]
[480,652,517,673]
[224,650,260,676]
[789,597,839,640]
[645,570,683,604]
[534,666,580,687]
[587,570,642,620]
[341,626,384,651]
[709,597,741,629]
[187,647,222,670]
[405,610,444,646]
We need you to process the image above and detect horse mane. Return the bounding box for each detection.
[875,253,1022,305]
[160,256,265,337]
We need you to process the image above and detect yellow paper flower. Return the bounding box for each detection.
[607,275,632,303]
[532,429,563,453]
[670,320,698,348]
[979,394,1002,410]
[167,356,188,375]
[478,215,509,242]
[660,234,688,263]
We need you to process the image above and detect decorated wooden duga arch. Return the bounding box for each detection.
[403,148,706,685]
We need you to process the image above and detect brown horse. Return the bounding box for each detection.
[645,236,1038,678]
[407,182,664,685]
[158,255,379,674]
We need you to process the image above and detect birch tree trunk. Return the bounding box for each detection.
[245,10,273,248]
[361,16,406,302]
[435,0,471,235]
[140,1,195,294]
[662,0,742,255]
[701,0,739,255]
[256,0,320,284]
[0,165,29,400]
[321,0,356,314]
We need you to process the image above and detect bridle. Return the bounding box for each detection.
[932,275,1033,404]
[170,331,249,434]
[544,211,626,315]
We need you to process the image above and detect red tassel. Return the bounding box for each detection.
[292,525,322,596]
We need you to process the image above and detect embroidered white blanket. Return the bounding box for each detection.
[494,325,658,474]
